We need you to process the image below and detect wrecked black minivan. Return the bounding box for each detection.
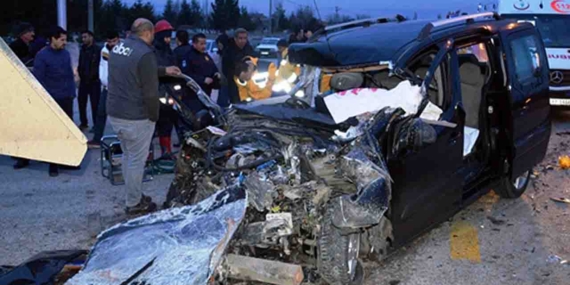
[176,12,550,284]
[69,12,552,285]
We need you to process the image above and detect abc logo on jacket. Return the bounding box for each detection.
[112,43,133,57]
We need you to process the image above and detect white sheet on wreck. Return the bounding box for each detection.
[324,80,443,124]
[66,187,247,285]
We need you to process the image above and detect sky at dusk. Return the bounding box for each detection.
[124,0,493,19]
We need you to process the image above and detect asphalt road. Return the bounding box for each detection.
[1,110,569,284]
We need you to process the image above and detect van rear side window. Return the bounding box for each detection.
[510,35,541,83]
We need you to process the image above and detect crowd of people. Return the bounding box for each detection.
[7,18,306,214]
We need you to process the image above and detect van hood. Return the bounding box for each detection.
[546,48,570,70]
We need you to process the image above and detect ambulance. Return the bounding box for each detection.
[498,0,570,106]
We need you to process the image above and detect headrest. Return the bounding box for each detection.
[459,62,484,86]
[458,54,480,67]
[330,72,364,91]
[458,53,489,77]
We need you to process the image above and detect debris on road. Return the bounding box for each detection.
[223,254,304,285]
[558,156,570,169]
[550,197,570,204]
[66,187,247,285]
[547,254,568,265]
[487,216,506,226]
[0,250,86,285]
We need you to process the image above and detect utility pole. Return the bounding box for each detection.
[57,0,67,30]
[88,0,94,32]
[334,6,340,22]
[269,0,273,33]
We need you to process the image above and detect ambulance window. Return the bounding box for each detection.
[510,35,541,84]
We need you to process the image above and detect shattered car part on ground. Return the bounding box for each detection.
[67,187,247,285]
[0,250,86,285]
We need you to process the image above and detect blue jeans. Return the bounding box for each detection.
[92,88,107,142]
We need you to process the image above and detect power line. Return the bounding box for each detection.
[284,0,305,7]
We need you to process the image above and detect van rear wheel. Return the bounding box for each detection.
[495,170,531,199]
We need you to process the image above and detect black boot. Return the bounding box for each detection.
[13,159,30,170]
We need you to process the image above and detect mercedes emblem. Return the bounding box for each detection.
[551,71,564,84]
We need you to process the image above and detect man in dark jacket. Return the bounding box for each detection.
[9,22,35,66]
[77,30,101,130]
[173,30,191,67]
[177,33,221,136]
[153,20,179,160]
[222,28,255,104]
[10,22,36,170]
[107,18,180,214]
[33,26,79,177]
[182,33,220,96]
[87,30,120,149]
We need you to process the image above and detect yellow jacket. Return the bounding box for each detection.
[276,48,301,84]
[235,57,277,101]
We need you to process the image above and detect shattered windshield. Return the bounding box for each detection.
[502,14,570,48]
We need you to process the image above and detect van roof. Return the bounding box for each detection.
[288,15,517,67]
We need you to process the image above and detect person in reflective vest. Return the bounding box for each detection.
[234,56,277,102]
[272,39,301,94]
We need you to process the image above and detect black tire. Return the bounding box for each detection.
[495,170,531,198]
[318,206,364,285]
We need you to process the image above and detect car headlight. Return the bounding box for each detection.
[159,98,167,104]
[173,84,182,91]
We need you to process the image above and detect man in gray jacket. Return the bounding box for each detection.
[107,18,180,214]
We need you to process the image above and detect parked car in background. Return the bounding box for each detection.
[255,37,280,57]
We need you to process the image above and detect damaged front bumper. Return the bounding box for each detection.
[70,92,438,284]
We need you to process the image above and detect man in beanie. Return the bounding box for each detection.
[153,19,179,160]
[9,22,35,66]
